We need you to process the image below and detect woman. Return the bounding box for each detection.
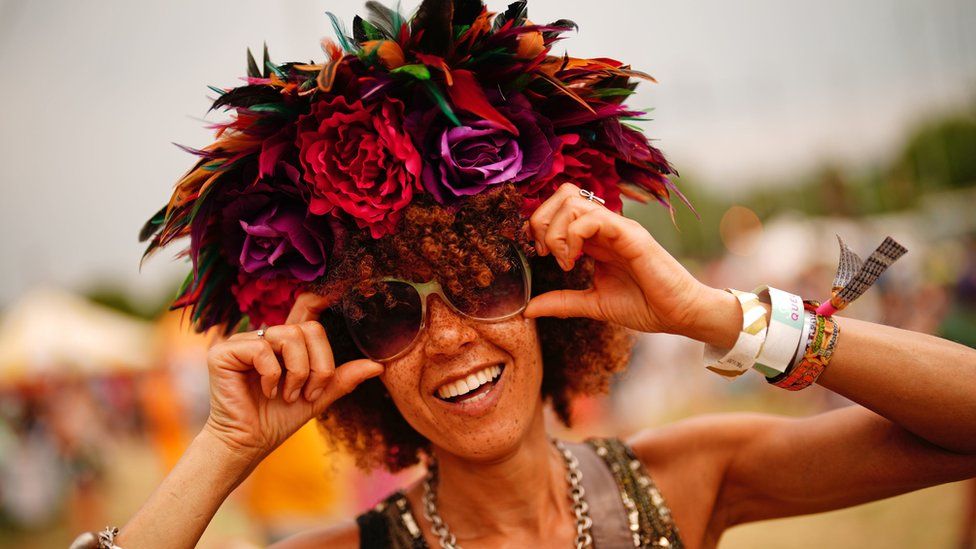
[94,2,976,547]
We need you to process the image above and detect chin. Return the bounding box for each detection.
[402,355,544,462]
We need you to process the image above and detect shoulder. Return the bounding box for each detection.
[268,518,359,549]
[627,412,782,467]
[625,412,786,543]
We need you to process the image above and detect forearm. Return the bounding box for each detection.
[117,428,258,549]
[695,287,976,454]
[817,316,976,454]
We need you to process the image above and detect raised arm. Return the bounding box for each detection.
[113,294,381,549]
[524,182,976,540]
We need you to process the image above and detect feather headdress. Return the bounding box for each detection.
[140,0,685,333]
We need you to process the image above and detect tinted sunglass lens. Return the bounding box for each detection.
[447,250,528,319]
[344,282,422,361]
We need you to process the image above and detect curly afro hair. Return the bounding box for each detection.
[310,184,635,472]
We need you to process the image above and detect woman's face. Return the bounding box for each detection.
[378,293,544,460]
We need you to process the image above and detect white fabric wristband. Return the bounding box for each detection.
[752,286,804,377]
[703,289,768,379]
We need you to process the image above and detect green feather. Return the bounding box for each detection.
[207,85,227,96]
[391,63,431,80]
[588,88,637,98]
[247,103,292,113]
[422,81,462,126]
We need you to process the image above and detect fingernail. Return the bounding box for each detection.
[289,389,300,402]
[270,386,278,399]
[308,388,323,401]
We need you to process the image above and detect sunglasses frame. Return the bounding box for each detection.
[342,246,532,362]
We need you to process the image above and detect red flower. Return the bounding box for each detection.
[297,95,423,238]
[521,134,623,215]
[231,273,299,328]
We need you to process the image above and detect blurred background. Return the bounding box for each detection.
[1,0,975,547]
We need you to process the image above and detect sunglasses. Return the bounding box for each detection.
[341,245,532,362]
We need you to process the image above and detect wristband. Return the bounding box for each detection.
[771,315,840,391]
[703,289,768,378]
[789,308,816,373]
[752,286,804,378]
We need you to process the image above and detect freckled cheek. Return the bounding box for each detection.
[484,318,540,362]
[379,362,425,413]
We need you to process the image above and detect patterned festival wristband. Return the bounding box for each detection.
[752,286,804,378]
[771,314,841,391]
[703,289,768,379]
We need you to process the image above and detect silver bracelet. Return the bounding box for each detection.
[69,526,123,549]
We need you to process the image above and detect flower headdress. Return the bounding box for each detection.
[139,0,687,334]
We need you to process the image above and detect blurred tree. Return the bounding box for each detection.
[893,105,976,192]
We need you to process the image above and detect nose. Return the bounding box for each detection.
[423,294,478,358]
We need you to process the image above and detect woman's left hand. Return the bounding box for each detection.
[524,182,737,346]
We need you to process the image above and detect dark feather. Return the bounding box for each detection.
[353,15,369,42]
[365,1,404,40]
[542,18,576,40]
[209,85,280,112]
[138,206,167,243]
[452,0,483,26]
[492,0,527,31]
[412,0,453,55]
[246,48,261,78]
[262,43,270,78]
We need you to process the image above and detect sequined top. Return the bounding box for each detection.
[355,437,684,548]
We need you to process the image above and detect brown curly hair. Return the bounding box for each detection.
[311,184,634,472]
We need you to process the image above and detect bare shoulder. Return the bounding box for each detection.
[268,518,359,549]
[625,412,783,546]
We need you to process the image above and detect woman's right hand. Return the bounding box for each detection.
[202,292,384,463]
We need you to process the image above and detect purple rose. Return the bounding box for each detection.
[236,202,326,281]
[218,168,336,282]
[406,92,560,203]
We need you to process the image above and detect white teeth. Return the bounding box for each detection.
[436,363,504,400]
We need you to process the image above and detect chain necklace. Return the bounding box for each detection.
[421,438,594,549]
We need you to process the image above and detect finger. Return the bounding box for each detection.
[522,289,600,320]
[299,320,336,401]
[286,292,336,324]
[264,324,311,403]
[565,208,622,266]
[209,338,283,399]
[546,197,602,270]
[529,183,579,256]
[312,359,385,415]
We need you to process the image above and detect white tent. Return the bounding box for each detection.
[0,287,155,385]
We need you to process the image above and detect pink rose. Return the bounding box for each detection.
[297,95,423,238]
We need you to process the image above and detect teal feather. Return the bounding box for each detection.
[326,11,360,53]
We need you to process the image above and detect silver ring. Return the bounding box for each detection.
[579,188,606,205]
[255,329,265,338]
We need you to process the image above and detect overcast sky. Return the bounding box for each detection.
[1,0,974,307]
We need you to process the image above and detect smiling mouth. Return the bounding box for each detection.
[435,363,505,404]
